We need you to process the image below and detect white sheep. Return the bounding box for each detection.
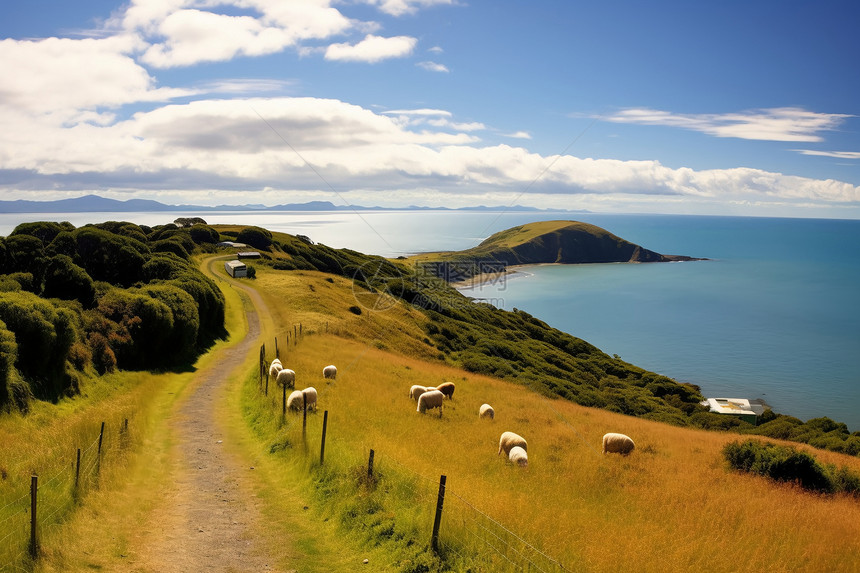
[436,381,455,399]
[268,360,283,379]
[323,364,337,380]
[276,368,296,389]
[602,433,635,455]
[302,387,318,411]
[409,385,429,401]
[508,445,528,467]
[498,431,527,456]
[478,404,495,420]
[417,390,444,416]
[287,390,304,411]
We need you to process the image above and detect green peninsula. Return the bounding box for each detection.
[410,220,704,282]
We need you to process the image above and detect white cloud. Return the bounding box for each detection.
[794,149,860,160]
[0,36,189,118]
[504,131,532,139]
[2,95,858,210]
[362,0,457,17]
[325,34,417,63]
[603,107,853,142]
[124,0,353,68]
[417,61,449,72]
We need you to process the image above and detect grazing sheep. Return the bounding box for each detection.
[498,431,527,456]
[287,390,304,411]
[268,360,283,379]
[436,382,455,399]
[409,385,429,401]
[323,364,337,380]
[276,368,296,389]
[508,446,528,467]
[417,390,444,416]
[602,433,635,455]
[302,387,318,410]
[478,404,495,420]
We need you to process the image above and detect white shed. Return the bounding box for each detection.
[225,260,247,278]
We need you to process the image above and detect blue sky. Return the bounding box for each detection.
[1,0,859,217]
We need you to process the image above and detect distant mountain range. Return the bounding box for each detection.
[0,194,584,214]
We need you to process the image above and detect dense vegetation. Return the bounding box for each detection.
[724,439,860,494]
[0,220,226,411]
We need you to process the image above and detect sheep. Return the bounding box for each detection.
[409,385,429,401]
[498,431,527,456]
[268,360,283,379]
[602,433,635,455]
[478,404,495,420]
[276,368,296,389]
[508,445,528,467]
[436,381,455,399]
[287,390,304,411]
[417,390,444,416]
[323,364,337,380]
[302,387,318,411]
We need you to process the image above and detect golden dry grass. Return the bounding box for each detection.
[249,265,860,573]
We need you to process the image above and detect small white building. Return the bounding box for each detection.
[216,241,249,249]
[702,398,764,425]
[224,260,247,278]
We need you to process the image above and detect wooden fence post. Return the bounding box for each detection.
[367,449,375,480]
[75,448,81,491]
[275,337,279,359]
[320,410,328,465]
[29,475,38,558]
[431,474,447,553]
[302,393,307,435]
[96,421,105,475]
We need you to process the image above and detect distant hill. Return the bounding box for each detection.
[0,194,578,214]
[411,220,704,280]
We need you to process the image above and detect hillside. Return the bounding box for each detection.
[410,220,703,281]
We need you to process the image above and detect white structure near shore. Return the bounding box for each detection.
[702,398,764,425]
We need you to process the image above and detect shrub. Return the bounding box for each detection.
[724,440,834,493]
[236,226,273,250]
[189,224,220,244]
[42,254,96,307]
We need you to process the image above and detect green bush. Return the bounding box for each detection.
[42,254,96,307]
[722,439,860,494]
[236,226,273,250]
[0,291,80,400]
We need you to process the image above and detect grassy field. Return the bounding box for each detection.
[244,262,860,572]
[4,249,860,572]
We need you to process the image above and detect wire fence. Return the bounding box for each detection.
[0,419,132,572]
[256,341,570,573]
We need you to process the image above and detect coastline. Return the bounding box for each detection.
[449,263,547,290]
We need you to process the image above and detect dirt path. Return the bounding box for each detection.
[137,265,285,572]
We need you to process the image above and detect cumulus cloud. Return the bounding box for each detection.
[325,34,417,63]
[123,0,353,67]
[0,36,189,118]
[2,94,858,209]
[603,107,853,142]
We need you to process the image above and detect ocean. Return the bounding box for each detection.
[1,210,858,431]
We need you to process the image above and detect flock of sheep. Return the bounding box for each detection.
[267,357,636,468]
[268,357,338,412]
[407,382,636,468]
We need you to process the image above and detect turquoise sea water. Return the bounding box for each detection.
[1,211,858,430]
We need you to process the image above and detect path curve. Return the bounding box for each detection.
[138,257,283,572]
